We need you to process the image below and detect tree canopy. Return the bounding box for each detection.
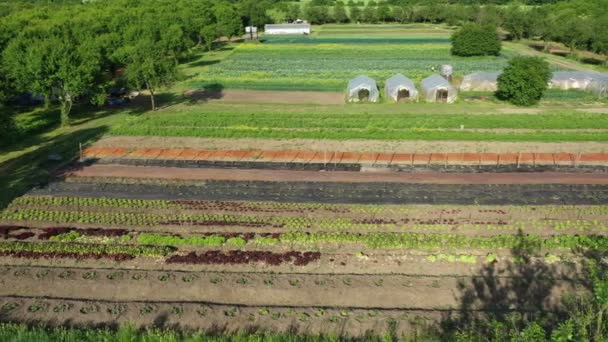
[496,56,552,106]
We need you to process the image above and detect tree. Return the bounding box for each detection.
[201,25,217,52]
[496,56,551,106]
[349,6,361,23]
[451,23,501,57]
[333,2,348,23]
[215,3,242,41]
[3,27,103,126]
[286,4,301,22]
[362,4,377,23]
[376,4,391,23]
[502,6,529,40]
[238,0,269,28]
[116,39,178,111]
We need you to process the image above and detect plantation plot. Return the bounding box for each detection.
[194,43,516,91]
[0,147,607,337]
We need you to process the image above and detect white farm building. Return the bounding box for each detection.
[264,24,311,35]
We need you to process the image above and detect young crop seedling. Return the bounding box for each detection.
[107,304,127,316]
[79,303,100,315]
[53,303,74,313]
[28,302,49,313]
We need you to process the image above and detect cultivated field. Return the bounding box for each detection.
[1,22,608,339]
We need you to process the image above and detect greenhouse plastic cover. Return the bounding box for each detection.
[420,74,457,103]
[385,74,418,101]
[346,75,379,102]
[549,71,604,90]
[587,75,608,98]
[460,72,501,92]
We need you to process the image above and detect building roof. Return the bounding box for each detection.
[265,24,311,30]
[421,74,451,89]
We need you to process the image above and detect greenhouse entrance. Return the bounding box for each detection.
[397,89,410,102]
[436,89,448,103]
[358,89,370,102]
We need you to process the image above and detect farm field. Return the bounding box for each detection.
[0,186,604,335]
[194,43,517,91]
[1,19,608,339]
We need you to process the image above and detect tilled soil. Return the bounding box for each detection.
[0,265,582,311]
[0,295,439,336]
[93,136,608,154]
[184,89,345,105]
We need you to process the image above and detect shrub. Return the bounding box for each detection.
[496,56,551,106]
[451,24,501,57]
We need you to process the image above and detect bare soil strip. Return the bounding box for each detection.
[185,89,345,105]
[0,266,580,311]
[0,295,437,336]
[69,165,608,185]
[93,136,608,154]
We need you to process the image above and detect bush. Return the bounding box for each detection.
[451,24,501,57]
[496,56,551,106]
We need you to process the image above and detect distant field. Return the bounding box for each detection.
[193,43,517,91]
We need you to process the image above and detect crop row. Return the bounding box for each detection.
[1,209,605,232]
[199,43,510,90]
[166,251,321,266]
[137,233,280,247]
[136,231,608,251]
[0,241,174,259]
[280,232,608,250]
[12,196,608,216]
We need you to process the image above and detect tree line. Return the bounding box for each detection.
[285,0,607,58]
[0,0,273,127]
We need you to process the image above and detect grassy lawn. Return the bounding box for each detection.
[0,106,132,208]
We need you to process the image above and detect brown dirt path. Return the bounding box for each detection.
[69,165,608,184]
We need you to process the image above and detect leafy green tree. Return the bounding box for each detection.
[376,4,391,23]
[451,23,501,56]
[286,4,301,22]
[333,2,348,23]
[238,0,269,28]
[116,38,178,111]
[503,6,529,40]
[3,26,103,126]
[362,4,377,23]
[215,3,242,41]
[349,6,361,22]
[201,25,217,52]
[496,56,551,106]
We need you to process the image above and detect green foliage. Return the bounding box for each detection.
[497,56,552,106]
[451,23,501,57]
[0,111,17,147]
[0,241,174,257]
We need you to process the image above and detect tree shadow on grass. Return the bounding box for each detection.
[0,126,109,210]
[440,230,582,340]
